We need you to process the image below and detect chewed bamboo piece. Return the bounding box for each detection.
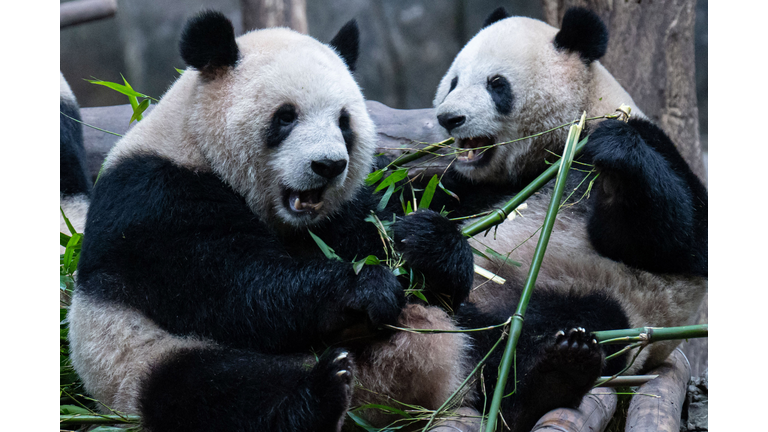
[531,388,617,432]
[625,349,691,432]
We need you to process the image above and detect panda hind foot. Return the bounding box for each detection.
[539,328,603,390]
[310,348,356,430]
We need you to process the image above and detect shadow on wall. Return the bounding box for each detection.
[60,0,542,109]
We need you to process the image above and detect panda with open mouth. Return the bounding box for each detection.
[67,11,480,431]
[419,7,708,432]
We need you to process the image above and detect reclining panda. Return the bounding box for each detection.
[68,11,477,431]
[418,7,707,432]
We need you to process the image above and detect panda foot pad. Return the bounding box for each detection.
[539,328,602,386]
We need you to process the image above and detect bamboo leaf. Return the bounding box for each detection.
[175,68,185,75]
[377,183,396,212]
[346,412,379,432]
[60,405,92,415]
[365,168,386,186]
[60,207,77,235]
[307,230,343,262]
[352,255,381,275]
[484,247,522,267]
[410,290,428,302]
[85,78,149,99]
[404,201,413,215]
[129,98,150,125]
[374,168,408,193]
[418,175,440,210]
[61,232,72,248]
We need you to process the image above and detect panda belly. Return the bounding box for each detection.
[466,184,707,374]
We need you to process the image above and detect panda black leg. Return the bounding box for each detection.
[584,118,706,275]
[139,347,354,432]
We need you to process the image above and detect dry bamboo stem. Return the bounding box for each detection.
[531,388,617,432]
[625,349,691,431]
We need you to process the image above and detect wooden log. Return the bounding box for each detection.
[531,387,617,432]
[239,0,308,33]
[625,348,691,432]
[60,0,117,29]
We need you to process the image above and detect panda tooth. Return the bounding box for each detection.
[467,149,475,160]
[313,201,324,211]
[294,198,302,210]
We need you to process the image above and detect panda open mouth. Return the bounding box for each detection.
[284,187,326,216]
[456,137,496,166]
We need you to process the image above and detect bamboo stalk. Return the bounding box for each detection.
[461,136,589,238]
[482,113,585,432]
[594,324,708,345]
[60,414,141,425]
[531,388,617,432]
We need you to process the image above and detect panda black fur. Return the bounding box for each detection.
[68,11,478,431]
[60,72,91,237]
[424,7,707,432]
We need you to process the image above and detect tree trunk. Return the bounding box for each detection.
[239,0,308,33]
[541,0,705,184]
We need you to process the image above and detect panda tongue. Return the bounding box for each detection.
[289,189,324,212]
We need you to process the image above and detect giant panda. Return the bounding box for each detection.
[68,11,479,432]
[421,7,708,432]
[60,72,90,238]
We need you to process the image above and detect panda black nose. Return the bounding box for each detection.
[311,158,347,179]
[437,113,466,133]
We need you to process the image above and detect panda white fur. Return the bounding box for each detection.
[68,11,478,431]
[421,7,708,432]
[60,72,90,239]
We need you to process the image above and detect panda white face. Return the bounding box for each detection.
[187,27,376,228]
[434,16,589,184]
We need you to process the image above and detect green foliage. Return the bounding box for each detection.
[85,74,158,125]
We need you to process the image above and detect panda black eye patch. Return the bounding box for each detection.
[266,104,298,148]
[486,75,513,115]
[339,108,356,151]
[448,76,458,93]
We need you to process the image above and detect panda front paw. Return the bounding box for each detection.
[583,119,647,175]
[539,328,603,389]
[392,210,474,307]
[352,264,405,327]
[310,348,355,431]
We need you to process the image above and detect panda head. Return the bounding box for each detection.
[179,11,375,227]
[433,7,608,183]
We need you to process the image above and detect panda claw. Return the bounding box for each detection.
[336,369,349,377]
[334,351,349,362]
[555,330,565,338]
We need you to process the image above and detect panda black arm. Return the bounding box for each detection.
[76,155,404,353]
[584,118,708,276]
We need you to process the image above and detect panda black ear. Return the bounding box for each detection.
[179,10,240,75]
[482,7,510,29]
[553,7,608,64]
[329,19,360,72]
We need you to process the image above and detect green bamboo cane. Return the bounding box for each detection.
[482,113,585,432]
[60,414,141,425]
[594,324,708,344]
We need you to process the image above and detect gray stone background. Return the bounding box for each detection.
[59,0,707,149]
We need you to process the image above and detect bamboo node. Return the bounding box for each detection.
[615,104,632,122]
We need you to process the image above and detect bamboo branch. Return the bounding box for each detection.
[594,324,708,345]
[482,113,585,432]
